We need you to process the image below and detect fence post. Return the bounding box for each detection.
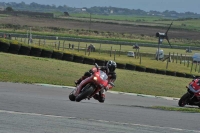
[166,59,169,69]
[137,49,140,59]
[184,54,186,66]
[190,62,194,73]
[114,50,116,61]
[85,44,87,55]
[44,39,46,45]
[173,52,174,63]
[199,64,200,73]
[78,42,80,52]
[99,44,101,54]
[63,40,65,51]
[176,53,178,64]
[195,63,198,72]
[58,41,60,50]
[139,54,142,64]
[88,47,91,56]
[180,54,182,64]
[187,57,190,67]
[110,46,112,57]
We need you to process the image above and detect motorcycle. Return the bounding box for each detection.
[69,63,114,102]
[178,76,200,107]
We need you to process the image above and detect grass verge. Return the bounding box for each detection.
[152,106,200,113]
[0,52,193,98]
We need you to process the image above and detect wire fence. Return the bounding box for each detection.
[10,36,200,74]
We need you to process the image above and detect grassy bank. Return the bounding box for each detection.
[0,52,192,98]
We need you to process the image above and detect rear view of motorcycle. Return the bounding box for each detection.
[178,76,200,107]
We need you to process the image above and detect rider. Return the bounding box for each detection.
[75,60,117,103]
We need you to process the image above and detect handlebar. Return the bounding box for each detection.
[109,82,115,87]
[95,63,99,71]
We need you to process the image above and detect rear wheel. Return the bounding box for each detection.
[75,84,95,102]
[178,93,191,107]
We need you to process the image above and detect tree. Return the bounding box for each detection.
[6,6,14,12]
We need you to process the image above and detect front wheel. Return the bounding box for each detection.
[75,84,95,102]
[69,92,76,101]
[178,93,191,107]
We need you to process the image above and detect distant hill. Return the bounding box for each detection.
[0,2,200,18]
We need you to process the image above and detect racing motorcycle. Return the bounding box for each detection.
[178,76,200,107]
[69,63,114,102]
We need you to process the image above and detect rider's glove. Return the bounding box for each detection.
[105,86,109,91]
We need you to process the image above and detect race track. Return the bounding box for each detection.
[0,82,199,133]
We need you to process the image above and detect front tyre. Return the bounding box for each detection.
[75,84,94,102]
[69,92,76,101]
[178,93,191,107]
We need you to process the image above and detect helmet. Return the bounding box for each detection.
[106,60,117,72]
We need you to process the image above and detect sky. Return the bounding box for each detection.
[1,0,200,14]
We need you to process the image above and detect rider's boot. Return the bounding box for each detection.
[74,78,82,86]
[93,93,105,103]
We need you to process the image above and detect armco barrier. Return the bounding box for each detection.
[2,32,200,50]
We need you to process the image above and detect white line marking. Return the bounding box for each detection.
[0,110,199,132]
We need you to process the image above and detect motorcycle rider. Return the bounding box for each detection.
[75,60,117,103]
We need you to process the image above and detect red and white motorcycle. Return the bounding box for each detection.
[69,63,114,102]
[179,76,200,107]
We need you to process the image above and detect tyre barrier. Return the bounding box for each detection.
[18,45,31,56]
[135,65,146,72]
[176,72,186,78]
[125,64,136,70]
[166,70,176,76]
[62,53,74,61]
[185,73,194,79]
[73,55,84,63]
[40,49,53,58]
[30,47,42,57]
[0,41,10,52]
[146,67,157,73]
[8,43,21,54]
[156,69,166,75]
[117,63,126,69]
[95,59,105,66]
[83,57,95,65]
[0,39,198,79]
[52,51,63,60]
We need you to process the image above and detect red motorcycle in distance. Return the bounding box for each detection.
[69,63,114,102]
[178,76,200,107]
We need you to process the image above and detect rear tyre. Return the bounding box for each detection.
[75,84,94,102]
[178,93,191,107]
[69,92,76,101]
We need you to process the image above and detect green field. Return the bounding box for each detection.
[0,52,193,98]
[69,13,200,31]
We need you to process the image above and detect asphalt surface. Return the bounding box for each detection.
[0,82,200,133]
